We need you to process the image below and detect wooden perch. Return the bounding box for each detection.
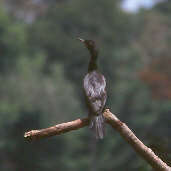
[24,118,89,140]
[24,109,171,171]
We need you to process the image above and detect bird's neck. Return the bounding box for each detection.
[88,58,97,72]
[88,49,98,72]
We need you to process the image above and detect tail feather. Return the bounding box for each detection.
[89,114,105,139]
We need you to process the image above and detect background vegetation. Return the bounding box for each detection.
[0,0,170,170]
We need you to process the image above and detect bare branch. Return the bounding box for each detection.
[24,118,89,140]
[24,109,171,171]
[103,109,171,171]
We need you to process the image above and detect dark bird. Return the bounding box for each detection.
[78,38,107,139]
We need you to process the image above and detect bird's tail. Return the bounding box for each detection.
[89,114,105,139]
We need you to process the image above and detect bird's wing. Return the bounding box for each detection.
[83,72,107,114]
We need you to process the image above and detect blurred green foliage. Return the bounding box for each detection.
[0,0,171,170]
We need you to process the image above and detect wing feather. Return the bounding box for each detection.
[83,71,106,114]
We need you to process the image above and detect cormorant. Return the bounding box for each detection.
[78,38,107,139]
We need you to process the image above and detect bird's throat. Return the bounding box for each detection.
[88,58,97,72]
[87,47,98,72]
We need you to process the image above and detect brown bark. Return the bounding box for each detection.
[103,109,171,171]
[24,109,171,171]
[24,118,89,140]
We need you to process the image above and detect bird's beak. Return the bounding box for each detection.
[77,37,85,43]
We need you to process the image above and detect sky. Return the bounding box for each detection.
[122,0,161,12]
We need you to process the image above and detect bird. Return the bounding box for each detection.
[78,38,107,139]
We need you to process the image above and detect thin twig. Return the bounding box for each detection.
[24,109,171,171]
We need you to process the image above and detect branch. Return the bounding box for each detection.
[103,109,171,171]
[24,109,171,171]
[24,118,89,140]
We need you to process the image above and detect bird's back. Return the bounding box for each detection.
[83,71,106,115]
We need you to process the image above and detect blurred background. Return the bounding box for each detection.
[0,0,170,170]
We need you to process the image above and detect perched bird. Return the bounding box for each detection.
[78,38,107,139]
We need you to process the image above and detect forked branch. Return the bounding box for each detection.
[24,109,171,171]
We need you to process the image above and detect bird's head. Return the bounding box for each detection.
[78,38,98,58]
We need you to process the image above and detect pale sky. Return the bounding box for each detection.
[122,0,162,12]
